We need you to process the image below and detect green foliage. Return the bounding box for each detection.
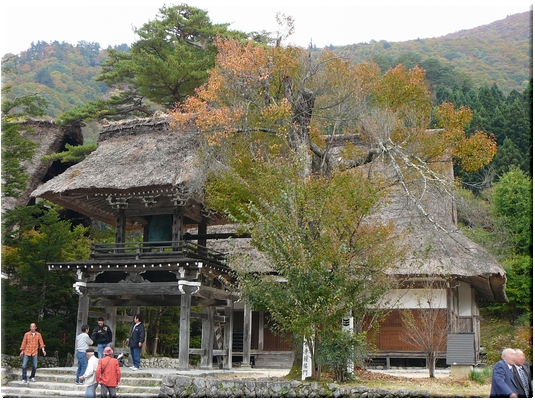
[2,41,110,119]
[491,167,532,255]
[2,205,91,358]
[207,141,399,378]
[444,81,532,186]
[41,143,97,163]
[483,255,533,321]
[1,122,38,198]
[315,330,368,382]
[1,91,49,120]
[468,368,492,384]
[96,4,250,107]
[1,81,50,199]
[483,324,533,365]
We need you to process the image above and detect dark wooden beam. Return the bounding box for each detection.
[191,311,225,322]
[183,233,251,240]
[90,296,224,307]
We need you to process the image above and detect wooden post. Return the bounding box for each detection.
[172,208,183,245]
[104,306,117,348]
[74,285,89,366]
[258,312,264,352]
[223,300,234,369]
[241,303,252,368]
[200,306,215,370]
[178,287,192,370]
[198,222,207,257]
[197,222,207,246]
[116,208,126,249]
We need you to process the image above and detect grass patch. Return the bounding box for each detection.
[338,369,491,397]
[468,367,492,385]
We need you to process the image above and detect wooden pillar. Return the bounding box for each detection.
[74,285,89,366]
[258,312,264,352]
[104,306,117,348]
[178,287,192,370]
[172,208,183,244]
[241,303,252,368]
[200,306,215,370]
[198,222,207,257]
[116,208,126,248]
[223,300,234,370]
[143,222,150,243]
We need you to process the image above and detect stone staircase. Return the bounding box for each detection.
[1,366,162,398]
[253,351,294,369]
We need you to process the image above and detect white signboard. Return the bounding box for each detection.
[302,338,313,380]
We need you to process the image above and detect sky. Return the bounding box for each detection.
[1,1,532,56]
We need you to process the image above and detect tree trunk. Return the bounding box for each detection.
[428,352,436,378]
[289,88,316,178]
[38,268,48,322]
[152,308,162,356]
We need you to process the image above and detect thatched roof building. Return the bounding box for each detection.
[31,119,507,302]
[330,133,507,302]
[3,118,83,212]
[31,113,224,227]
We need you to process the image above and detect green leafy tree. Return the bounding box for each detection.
[1,78,48,198]
[96,4,250,108]
[315,330,368,382]
[2,205,91,358]
[479,168,533,321]
[40,143,97,163]
[491,167,532,255]
[171,31,496,378]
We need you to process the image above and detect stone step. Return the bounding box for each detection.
[253,353,294,369]
[1,382,160,398]
[5,372,161,386]
[1,386,158,398]
[2,367,161,398]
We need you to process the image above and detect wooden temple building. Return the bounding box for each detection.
[30,113,273,369]
[31,114,507,370]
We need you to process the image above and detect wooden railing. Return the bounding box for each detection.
[90,241,227,265]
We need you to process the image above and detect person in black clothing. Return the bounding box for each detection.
[513,349,533,398]
[91,317,113,359]
[128,315,145,371]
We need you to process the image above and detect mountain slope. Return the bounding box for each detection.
[329,11,532,93]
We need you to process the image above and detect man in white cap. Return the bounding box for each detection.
[79,348,99,398]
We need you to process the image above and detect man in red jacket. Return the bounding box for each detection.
[95,347,121,398]
[19,323,46,383]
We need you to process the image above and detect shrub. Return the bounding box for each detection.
[483,324,533,365]
[315,330,367,382]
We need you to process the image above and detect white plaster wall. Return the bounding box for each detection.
[375,288,447,309]
[458,281,473,317]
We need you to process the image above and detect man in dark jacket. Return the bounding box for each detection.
[513,349,532,398]
[128,315,145,371]
[490,348,520,398]
[91,318,113,359]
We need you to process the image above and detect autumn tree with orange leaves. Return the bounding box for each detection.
[169,31,496,379]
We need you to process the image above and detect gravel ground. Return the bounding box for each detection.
[368,368,451,379]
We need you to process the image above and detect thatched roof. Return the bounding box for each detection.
[2,119,83,212]
[335,134,506,301]
[31,120,506,301]
[30,113,224,226]
[187,224,272,274]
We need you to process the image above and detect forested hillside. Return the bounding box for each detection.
[1,11,532,123]
[328,11,531,94]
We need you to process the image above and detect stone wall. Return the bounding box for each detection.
[139,357,179,369]
[159,374,452,398]
[1,355,58,369]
